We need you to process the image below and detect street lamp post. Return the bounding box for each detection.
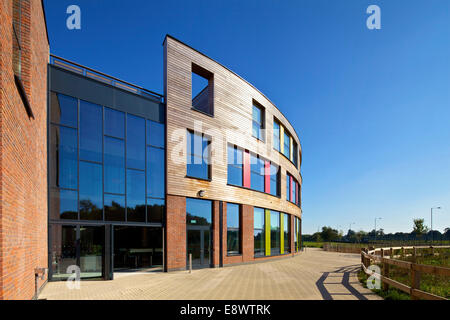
[431,207,441,242]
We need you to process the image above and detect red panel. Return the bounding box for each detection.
[243,150,251,188]
[264,161,271,193]
[290,175,293,202]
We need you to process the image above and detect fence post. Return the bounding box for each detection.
[381,249,389,291]
[412,247,416,263]
[401,247,404,259]
[390,247,393,259]
[410,264,421,300]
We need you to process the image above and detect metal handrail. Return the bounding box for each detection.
[49,54,164,102]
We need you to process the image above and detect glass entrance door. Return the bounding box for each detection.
[186,226,210,267]
[50,225,104,280]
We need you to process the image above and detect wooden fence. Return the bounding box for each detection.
[361,245,450,300]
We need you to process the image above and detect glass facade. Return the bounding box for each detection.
[284,214,290,253]
[254,207,265,257]
[270,211,280,255]
[49,91,165,280]
[227,145,243,187]
[252,103,264,141]
[49,92,165,224]
[187,130,210,180]
[283,131,290,159]
[227,203,240,255]
[273,120,280,151]
[250,154,265,192]
[269,163,280,197]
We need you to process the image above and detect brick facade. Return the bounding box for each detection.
[165,195,187,271]
[0,0,49,299]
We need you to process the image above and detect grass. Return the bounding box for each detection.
[358,248,450,300]
[303,241,323,248]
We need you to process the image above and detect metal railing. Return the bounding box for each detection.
[50,54,164,102]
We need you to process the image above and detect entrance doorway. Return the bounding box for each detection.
[50,225,104,280]
[186,226,211,267]
[113,226,163,272]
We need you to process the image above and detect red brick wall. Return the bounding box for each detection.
[0,0,49,300]
[165,195,186,271]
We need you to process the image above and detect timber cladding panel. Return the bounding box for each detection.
[164,35,302,218]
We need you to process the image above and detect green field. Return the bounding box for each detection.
[358,247,450,300]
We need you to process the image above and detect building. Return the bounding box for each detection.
[0,0,302,299]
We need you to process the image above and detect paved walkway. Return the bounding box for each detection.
[39,248,381,300]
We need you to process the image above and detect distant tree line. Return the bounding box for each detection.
[302,219,450,243]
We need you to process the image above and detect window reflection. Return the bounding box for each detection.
[147,120,164,148]
[147,147,165,198]
[127,114,145,170]
[227,145,243,187]
[50,92,77,127]
[105,107,125,139]
[147,198,164,223]
[104,194,125,221]
[50,188,78,220]
[187,131,210,180]
[254,207,265,257]
[79,161,103,220]
[104,137,125,194]
[227,203,240,255]
[270,211,280,255]
[127,169,146,222]
[186,198,212,226]
[51,125,77,189]
[80,100,102,163]
[250,154,264,192]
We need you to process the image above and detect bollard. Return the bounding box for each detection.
[189,253,192,274]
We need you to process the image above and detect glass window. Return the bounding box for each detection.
[104,194,125,221]
[104,137,125,195]
[227,145,243,186]
[192,67,213,115]
[187,131,210,180]
[254,207,265,257]
[291,180,297,203]
[50,92,77,127]
[147,198,164,223]
[284,214,290,253]
[273,120,280,151]
[294,217,298,252]
[147,120,165,148]
[79,161,103,220]
[80,100,102,163]
[270,163,279,197]
[147,147,165,198]
[127,169,146,222]
[50,125,77,189]
[227,203,240,255]
[293,142,298,167]
[283,131,290,158]
[105,107,125,139]
[186,198,212,226]
[50,188,78,220]
[250,154,265,192]
[127,114,145,170]
[270,211,280,255]
[252,104,264,141]
[286,174,291,202]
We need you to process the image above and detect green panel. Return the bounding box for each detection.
[265,209,271,256]
[280,213,284,254]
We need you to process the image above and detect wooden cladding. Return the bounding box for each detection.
[164,35,302,217]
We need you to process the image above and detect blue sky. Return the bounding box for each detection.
[43,0,450,234]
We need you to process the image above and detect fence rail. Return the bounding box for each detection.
[361,245,450,300]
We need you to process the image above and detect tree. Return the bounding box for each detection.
[412,219,429,237]
[320,226,340,242]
